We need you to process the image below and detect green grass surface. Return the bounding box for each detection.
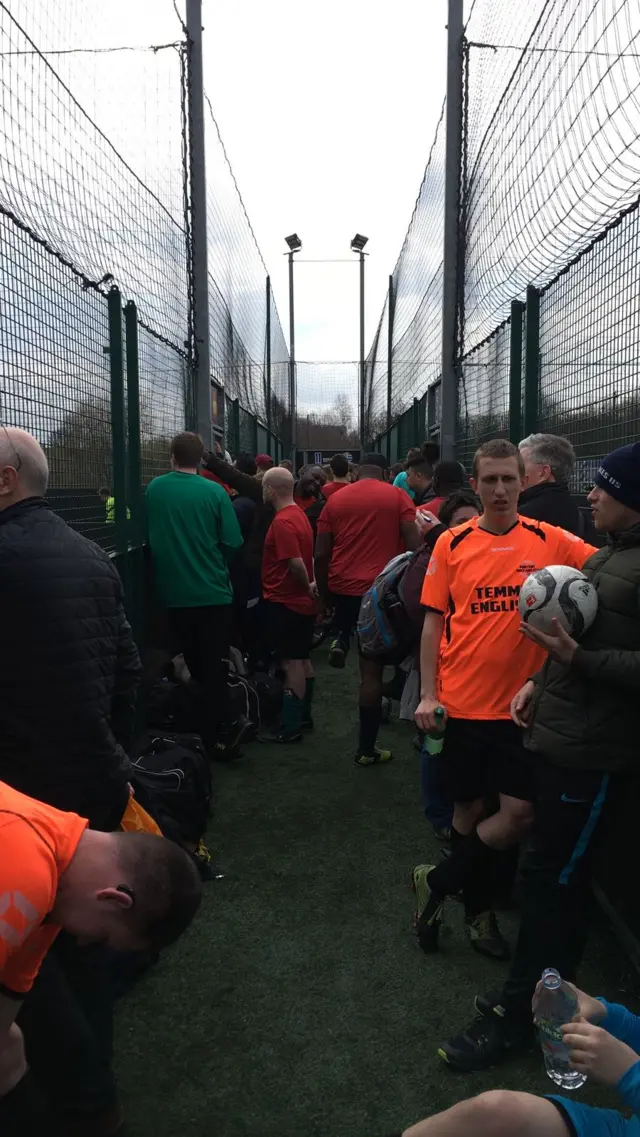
[116,656,638,1136]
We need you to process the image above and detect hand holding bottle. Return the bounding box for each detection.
[533,980,606,1025]
[562,1020,638,1087]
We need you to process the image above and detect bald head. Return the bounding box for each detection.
[262,465,294,508]
[0,427,49,509]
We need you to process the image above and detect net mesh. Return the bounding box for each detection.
[369,0,640,470]
[0,1,188,351]
[538,205,640,489]
[364,107,446,435]
[0,0,289,519]
[138,326,193,484]
[0,212,113,548]
[295,363,361,453]
[455,320,511,467]
[464,0,640,353]
[204,99,289,421]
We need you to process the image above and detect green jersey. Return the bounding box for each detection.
[145,471,243,607]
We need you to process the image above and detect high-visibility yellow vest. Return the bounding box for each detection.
[105,497,130,522]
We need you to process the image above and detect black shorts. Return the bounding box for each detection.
[442,718,534,803]
[263,601,315,660]
[331,592,364,651]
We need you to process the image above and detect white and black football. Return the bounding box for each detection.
[519,565,598,638]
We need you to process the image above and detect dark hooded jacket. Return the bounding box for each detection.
[204,453,274,599]
[526,523,640,772]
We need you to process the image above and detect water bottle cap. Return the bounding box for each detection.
[542,967,561,989]
[434,706,444,719]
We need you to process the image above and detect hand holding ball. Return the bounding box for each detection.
[519,566,598,638]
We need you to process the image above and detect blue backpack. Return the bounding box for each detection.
[358,552,416,662]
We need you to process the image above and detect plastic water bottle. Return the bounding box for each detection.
[536,968,587,1090]
[425,706,446,755]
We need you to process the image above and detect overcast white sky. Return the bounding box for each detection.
[203,0,448,362]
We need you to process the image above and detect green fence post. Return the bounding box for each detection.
[523,286,540,437]
[232,399,240,455]
[124,302,143,539]
[509,299,526,444]
[107,287,128,565]
[123,300,145,642]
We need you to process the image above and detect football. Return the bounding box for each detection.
[519,565,598,638]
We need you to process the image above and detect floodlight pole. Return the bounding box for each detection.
[440,0,464,460]
[288,250,297,464]
[359,248,366,448]
[186,0,212,447]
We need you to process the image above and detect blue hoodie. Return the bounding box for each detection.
[597,1000,640,1124]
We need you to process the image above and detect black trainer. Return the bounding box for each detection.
[328,639,347,668]
[301,716,314,731]
[438,1006,534,1072]
[256,726,302,744]
[473,989,505,1018]
[464,910,510,961]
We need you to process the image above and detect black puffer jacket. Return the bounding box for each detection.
[526,523,640,772]
[518,481,583,535]
[0,498,141,828]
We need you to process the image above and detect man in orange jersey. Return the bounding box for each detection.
[0,781,201,1129]
[412,439,596,960]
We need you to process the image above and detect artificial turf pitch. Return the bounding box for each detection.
[116,655,638,1136]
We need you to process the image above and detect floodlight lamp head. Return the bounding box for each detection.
[350,233,369,253]
[285,234,302,252]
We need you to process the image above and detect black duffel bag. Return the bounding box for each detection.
[131,732,212,850]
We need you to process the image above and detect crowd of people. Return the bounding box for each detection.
[1,417,640,1137]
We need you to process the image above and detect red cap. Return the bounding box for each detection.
[255,454,274,469]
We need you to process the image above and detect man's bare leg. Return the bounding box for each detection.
[402,1090,571,1137]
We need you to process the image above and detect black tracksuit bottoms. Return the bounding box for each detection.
[501,757,618,1018]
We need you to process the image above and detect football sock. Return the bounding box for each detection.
[494,842,519,897]
[282,688,304,735]
[450,825,465,849]
[358,705,381,755]
[427,827,494,900]
[302,677,315,719]
[464,846,499,919]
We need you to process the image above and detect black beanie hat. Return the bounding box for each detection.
[594,442,640,512]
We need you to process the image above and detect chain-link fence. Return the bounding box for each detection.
[0,0,289,633]
[455,320,511,468]
[295,362,361,454]
[370,0,640,475]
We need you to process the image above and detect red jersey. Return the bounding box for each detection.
[316,479,416,596]
[200,469,232,497]
[294,493,316,512]
[421,515,597,720]
[262,504,315,614]
[424,496,445,516]
[322,482,348,499]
